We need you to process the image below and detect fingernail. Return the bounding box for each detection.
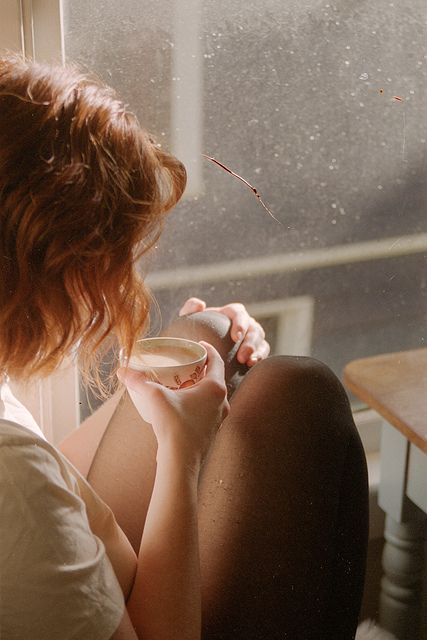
[236,330,243,342]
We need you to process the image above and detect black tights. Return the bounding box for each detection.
[87,311,369,639]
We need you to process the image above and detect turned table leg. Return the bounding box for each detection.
[379,515,426,640]
[377,422,427,639]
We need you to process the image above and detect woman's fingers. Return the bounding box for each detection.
[178,300,268,359]
[178,297,207,316]
[199,341,229,418]
[245,339,271,366]
[199,341,226,384]
[179,299,270,366]
[213,303,250,342]
[116,366,149,392]
[235,319,268,365]
[116,366,166,399]
[116,366,170,424]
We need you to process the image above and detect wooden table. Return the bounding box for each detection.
[344,348,427,640]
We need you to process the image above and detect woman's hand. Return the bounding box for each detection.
[179,297,270,367]
[117,342,229,472]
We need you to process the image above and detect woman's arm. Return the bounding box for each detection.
[107,450,201,640]
[117,342,229,639]
[126,446,202,639]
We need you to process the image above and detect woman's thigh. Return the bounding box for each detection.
[198,355,368,639]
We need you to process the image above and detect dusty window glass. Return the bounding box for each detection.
[63,0,427,413]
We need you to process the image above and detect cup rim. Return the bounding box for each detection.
[120,336,207,369]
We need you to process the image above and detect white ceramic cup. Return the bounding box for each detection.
[120,336,207,390]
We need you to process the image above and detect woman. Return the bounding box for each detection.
[0,53,368,639]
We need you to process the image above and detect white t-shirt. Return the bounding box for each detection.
[0,380,126,640]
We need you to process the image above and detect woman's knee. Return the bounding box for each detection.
[230,354,358,445]
[164,310,234,358]
[235,354,350,405]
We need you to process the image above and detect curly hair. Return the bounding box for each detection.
[0,53,186,391]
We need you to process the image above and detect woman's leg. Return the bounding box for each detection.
[85,311,368,637]
[198,355,369,640]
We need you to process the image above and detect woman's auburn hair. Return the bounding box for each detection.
[0,53,186,391]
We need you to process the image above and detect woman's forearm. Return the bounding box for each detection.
[126,443,202,640]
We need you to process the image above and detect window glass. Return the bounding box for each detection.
[63,0,427,413]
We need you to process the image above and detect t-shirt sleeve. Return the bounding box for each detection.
[0,440,125,640]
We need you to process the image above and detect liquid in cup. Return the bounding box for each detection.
[122,337,207,389]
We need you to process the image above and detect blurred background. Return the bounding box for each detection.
[62,0,427,413]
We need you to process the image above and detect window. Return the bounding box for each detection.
[62,0,427,407]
